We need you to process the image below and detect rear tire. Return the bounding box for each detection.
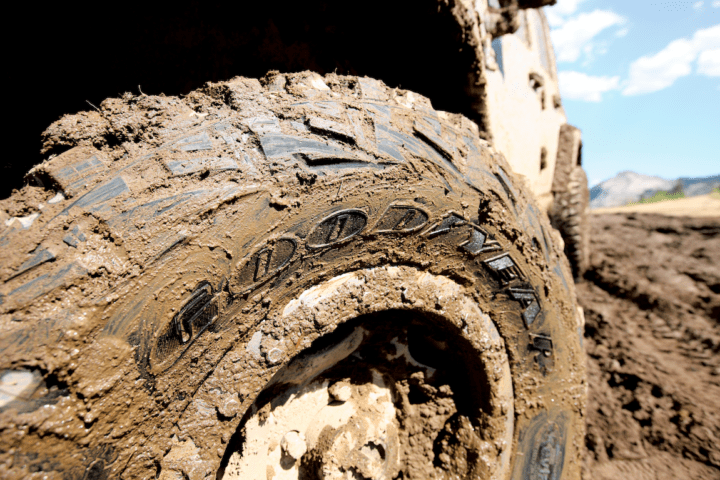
[0,72,585,480]
[552,166,590,280]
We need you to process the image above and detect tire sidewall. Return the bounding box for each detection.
[107,172,584,479]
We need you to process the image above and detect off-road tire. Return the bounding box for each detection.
[0,72,585,480]
[552,166,590,280]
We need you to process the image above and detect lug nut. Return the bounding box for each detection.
[267,348,284,365]
[281,431,307,460]
[329,382,352,402]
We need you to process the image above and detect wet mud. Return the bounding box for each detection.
[0,73,584,479]
[580,213,720,479]
[5,0,490,199]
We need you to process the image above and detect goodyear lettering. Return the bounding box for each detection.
[157,201,547,368]
[484,253,525,285]
[510,287,541,327]
[236,238,297,292]
[307,209,367,248]
[374,205,429,233]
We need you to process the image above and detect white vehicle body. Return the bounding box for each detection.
[479,2,572,211]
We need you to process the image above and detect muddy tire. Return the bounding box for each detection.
[550,124,589,281]
[552,166,590,280]
[0,72,585,480]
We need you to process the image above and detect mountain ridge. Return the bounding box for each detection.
[590,171,720,209]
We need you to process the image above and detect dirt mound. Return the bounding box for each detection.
[579,213,720,479]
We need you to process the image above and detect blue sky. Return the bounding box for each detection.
[545,0,720,186]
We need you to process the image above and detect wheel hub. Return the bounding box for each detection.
[219,267,514,480]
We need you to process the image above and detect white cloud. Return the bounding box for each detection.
[558,71,620,101]
[623,25,720,95]
[546,0,586,27]
[551,10,626,63]
[696,23,720,47]
[698,49,720,76]
[622,39,696,95]
[713,0,720,7]
[553,0,586,16]
[693,1,704,10]
[545,10,565,28]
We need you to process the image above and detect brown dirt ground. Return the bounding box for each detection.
[591,192,720,217]
[579,213,720,480]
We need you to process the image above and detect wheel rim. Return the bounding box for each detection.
[219,267,514,480]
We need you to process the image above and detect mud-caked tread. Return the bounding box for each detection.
[0,71,585,480]
[552,166,590,280]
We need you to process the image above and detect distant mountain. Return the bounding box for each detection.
[681,175,720,197]
[590,172,720,209]
[590,172,673,209]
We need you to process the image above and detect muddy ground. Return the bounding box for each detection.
[580,213,720,480]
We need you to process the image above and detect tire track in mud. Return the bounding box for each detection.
[580,213,720,480]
